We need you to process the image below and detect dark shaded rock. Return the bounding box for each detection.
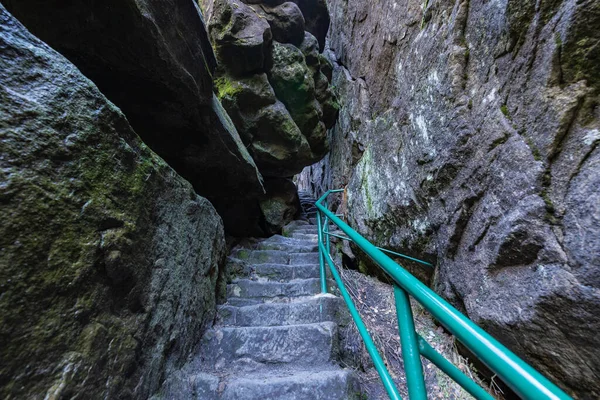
[289,0,330,51]
[270,42,316,118]
[0,6,226,399]
[298,31,321,69]
[252,2,306,46]
[318,53,334,81]
[3,0,265,236]
[250,101,315,176]
[298,0,600,397]
[205,0,273,76]
[202,0,338,178]
[259,178,302,235]
[560,0,600,92]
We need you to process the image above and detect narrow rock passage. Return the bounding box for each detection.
[156,220,358,399]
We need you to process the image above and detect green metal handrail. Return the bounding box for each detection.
[315,189,572,400]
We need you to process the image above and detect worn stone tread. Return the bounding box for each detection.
[246,263,320,281]
[218,369,356,400]
[232,249,289,264]
[227,278,322,299]
[218,294,341,326]
[200,322,338,369]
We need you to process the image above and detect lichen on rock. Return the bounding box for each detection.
[298,0,600,397]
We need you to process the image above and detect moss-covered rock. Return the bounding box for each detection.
[0,7,226,398]
[561,0,600,93]
[2,0,265,237]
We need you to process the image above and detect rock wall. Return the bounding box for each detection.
[0,6,226,398]
[299,0,600,397]
[2,0,267,236]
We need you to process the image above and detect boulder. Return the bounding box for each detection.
[0,6,226,399]
[252,2,306,46]
[298,31,321,70]
[289,0,330,51]
[3,0,265,236]
[259,179,302,234]
[206,0,273,76]
[269,41,328,154]
[216,73,315,176]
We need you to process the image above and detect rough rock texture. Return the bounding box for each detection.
[299,0,600,397]
[3,0,265,236]
[259,178,302,235]
[201,0,338,233]
[204,0,338,170]
[152,221,359,400]
[0,7,226,399]
[237,0,331,50]
[216,73,314,177]
[252,2,307,46]
[270,41,329,156]
[207,0,274,76]
[289,0,330,51]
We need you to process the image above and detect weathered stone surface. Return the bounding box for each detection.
[205,0,273,76]
[0,6,226,399]
[218,369,356,400]
[219,296,341,326]
[299,0,600,397]
[259,178,302,234]
[152,220,358,399]
[216,74,314,176]
[3,1,265,237]
[289,0,330,51]
[252,2,306,46]
[270,41,329,157]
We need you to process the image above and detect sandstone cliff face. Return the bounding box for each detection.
[3,0,266,236]
[299,0,600,397]
[0,6,226,398]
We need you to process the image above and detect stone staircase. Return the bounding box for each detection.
[156,220,358,400]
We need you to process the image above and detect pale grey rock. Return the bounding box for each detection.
[299,0,600,397]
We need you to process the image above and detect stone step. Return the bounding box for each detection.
[291,233,319,241]
[215,369,356,400]
[232,249,289,265]
[157,368,357,400]
[218,294,341,326]
[264,234,315,243]
[257,236,318,253]
[250,263,320,281]
[289,252,320,265]
[227,278,321,299]
[200,322,338,370]
[283,220,310,232]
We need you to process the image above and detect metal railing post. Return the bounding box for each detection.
[417,337,494,400]
[316,210,327,294]
[320,241,402,400]
[394,284,427,400]
[324,202,331,257]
